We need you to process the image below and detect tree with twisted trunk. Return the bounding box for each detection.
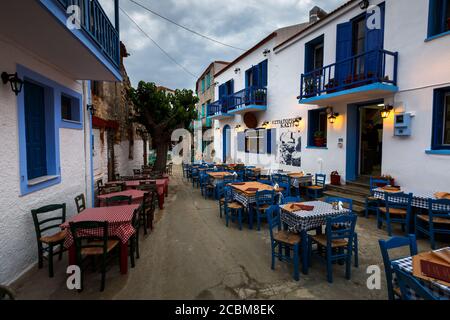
[128,81,198,172]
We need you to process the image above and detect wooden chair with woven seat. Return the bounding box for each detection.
[306,173,326,199]
[223,186,245,230]
[31,204,67,278]
[415,198,450,249]
[252,190,276,231]
[309,214,357,283]
[74,194,86,213]
[129,205,142,268]
[141,191,157,234]
[100,185,122,196]
[266,205,301,281]
[216,182,226,218]
[377,192,413,236]
[69,221,119,292]
[365,178,390,218]
[378,234,418,300]
[105,195,132,207]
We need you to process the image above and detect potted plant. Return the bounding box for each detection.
[325,78,338,93]
[304,80,318,98]
[314,131,326,147]
[254,89,266,105]
[330,171,341,186]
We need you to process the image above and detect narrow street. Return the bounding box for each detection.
[13,166,418,300]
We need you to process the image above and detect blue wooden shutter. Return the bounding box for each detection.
[260,60,268,87]
[218,84,226,99]
[335,22,353,87]
[266,128,276,154]
[365,3,385,78]
[245,69,251,88]
[252,65,259,87]
[237,132,245,151]
[24,81,47,180]
[428,0,445,37]
[308,109,320,147]
[432,90,445,149]
[229,79,234,94]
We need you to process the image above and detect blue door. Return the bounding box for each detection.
[365,3,385,79]
[335,22,353,87]
[223,125,230,163]
[24,81,47,180]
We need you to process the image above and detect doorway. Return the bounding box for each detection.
[359,105,383,178]
[222,125,230,163]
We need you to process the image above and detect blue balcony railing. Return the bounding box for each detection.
[299,49,398,100]
[56,0,120,67]
[207,86,267,117]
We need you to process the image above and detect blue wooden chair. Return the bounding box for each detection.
[266,205,301,281]
[377,193,413,236]
[223,186,245,230]
[277,182,291,197]
[308,214,357,283]
[393,264,439,300]
[252,190,276,231]
[378,235,418,300]
[217,182,226,218]
[245,168,258,181]
[281,196,303,204]
[365,178,390,218]
[324,197,359,267]
[191,168,200,188]
[306,174,326,199]
[258,179,274,186]
[415,198,450,250]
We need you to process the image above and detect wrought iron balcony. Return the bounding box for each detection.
[56,0,120,67]
[299,49,398,102]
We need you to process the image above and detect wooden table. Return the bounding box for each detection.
[231,182,280,207]
[280,201,351,274]
[97,189,146,207]
[61,204,139,275]
[109,178,169,209]
[207,172,233,179]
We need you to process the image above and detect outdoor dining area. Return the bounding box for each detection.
[25,164,171,293]
[183,161,450,300]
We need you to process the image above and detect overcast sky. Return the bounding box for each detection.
[100,0,346,90]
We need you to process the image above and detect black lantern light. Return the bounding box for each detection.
[328,112,339,124]
[1,72,24,96]
[359,0,370,10]
[293,117,303,128]
[380,104,394,119]
[86,104,96,116]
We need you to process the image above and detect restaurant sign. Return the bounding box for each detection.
[271,118,298,128]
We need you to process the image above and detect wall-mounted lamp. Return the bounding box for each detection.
[1,72,24,96]
[213,81,219,86]
[263,49,271,57]
[359,0,370,10]
[379,104,394,119]
[87,104,96,116]
[234,68,241,74]
[262,121,270,129]
[328,112,339,124]
[293,117,303,128]
[235,125,242,132]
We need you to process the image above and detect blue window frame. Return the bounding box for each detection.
[60,93,82,129]
[308,108,328,147]
[431,87,450,150]
[428,0,450,38]
[245,60,268,88]
[305,35,324,73]
[16,65,82,195]
[201,78,205,93]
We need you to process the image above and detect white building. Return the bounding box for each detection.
[0,0,122,284]
[210,0,450,193]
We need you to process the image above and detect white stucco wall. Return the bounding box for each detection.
[93,128,109,184]
[115,137,148,177]
[0,36,91,284]
[213,0,450,191]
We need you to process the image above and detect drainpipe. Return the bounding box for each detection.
[83,80,95,208]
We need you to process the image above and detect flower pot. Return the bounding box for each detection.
[314,137,326,147]
[330,174,341,186]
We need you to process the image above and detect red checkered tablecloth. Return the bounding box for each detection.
[97,189,146,206]
[124,180,166,196]
[61,205,139,248]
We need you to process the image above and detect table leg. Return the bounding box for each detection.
[158,193,164,209]
[301,230,309,275]
[120,242,128,275]
[165,183,168,198]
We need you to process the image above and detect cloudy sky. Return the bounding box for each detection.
[100,0,346,90]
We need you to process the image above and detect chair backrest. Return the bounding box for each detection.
[325,197,353,212]
[140,180,156,185]
[69,221,109,257]
[393,264,439,300]
[315,173,326,187]
[272,173,283,184]
[277,182,291,196]
[428,198,450,222]
[74,194,86,213]
[31,204,66,241]
[96,179,103,189]
[378,234,418,300]
[385,192,413,211]
[223,175,234,183]
[258,179,274,186]
[0,285,15,300]
[143,192,156,214]
[282,196,302,204]
[224,186,234,203]
[132,205,142,231]
[369,177,390,192]
[105,195,132,207]
[101,186,122,195]
[216,182,225,199]
[256,190,275,206]
[136,184,157,193]
[325,214,357,247]
[266,205,281,241]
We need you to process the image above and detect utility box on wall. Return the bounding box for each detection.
[394,113,412,136]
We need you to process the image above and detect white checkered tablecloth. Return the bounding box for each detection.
[280,201,351,233]
[392,248,450,300]
[373,189,450,210]
[290,175,313,188]
[61,205,139,248]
